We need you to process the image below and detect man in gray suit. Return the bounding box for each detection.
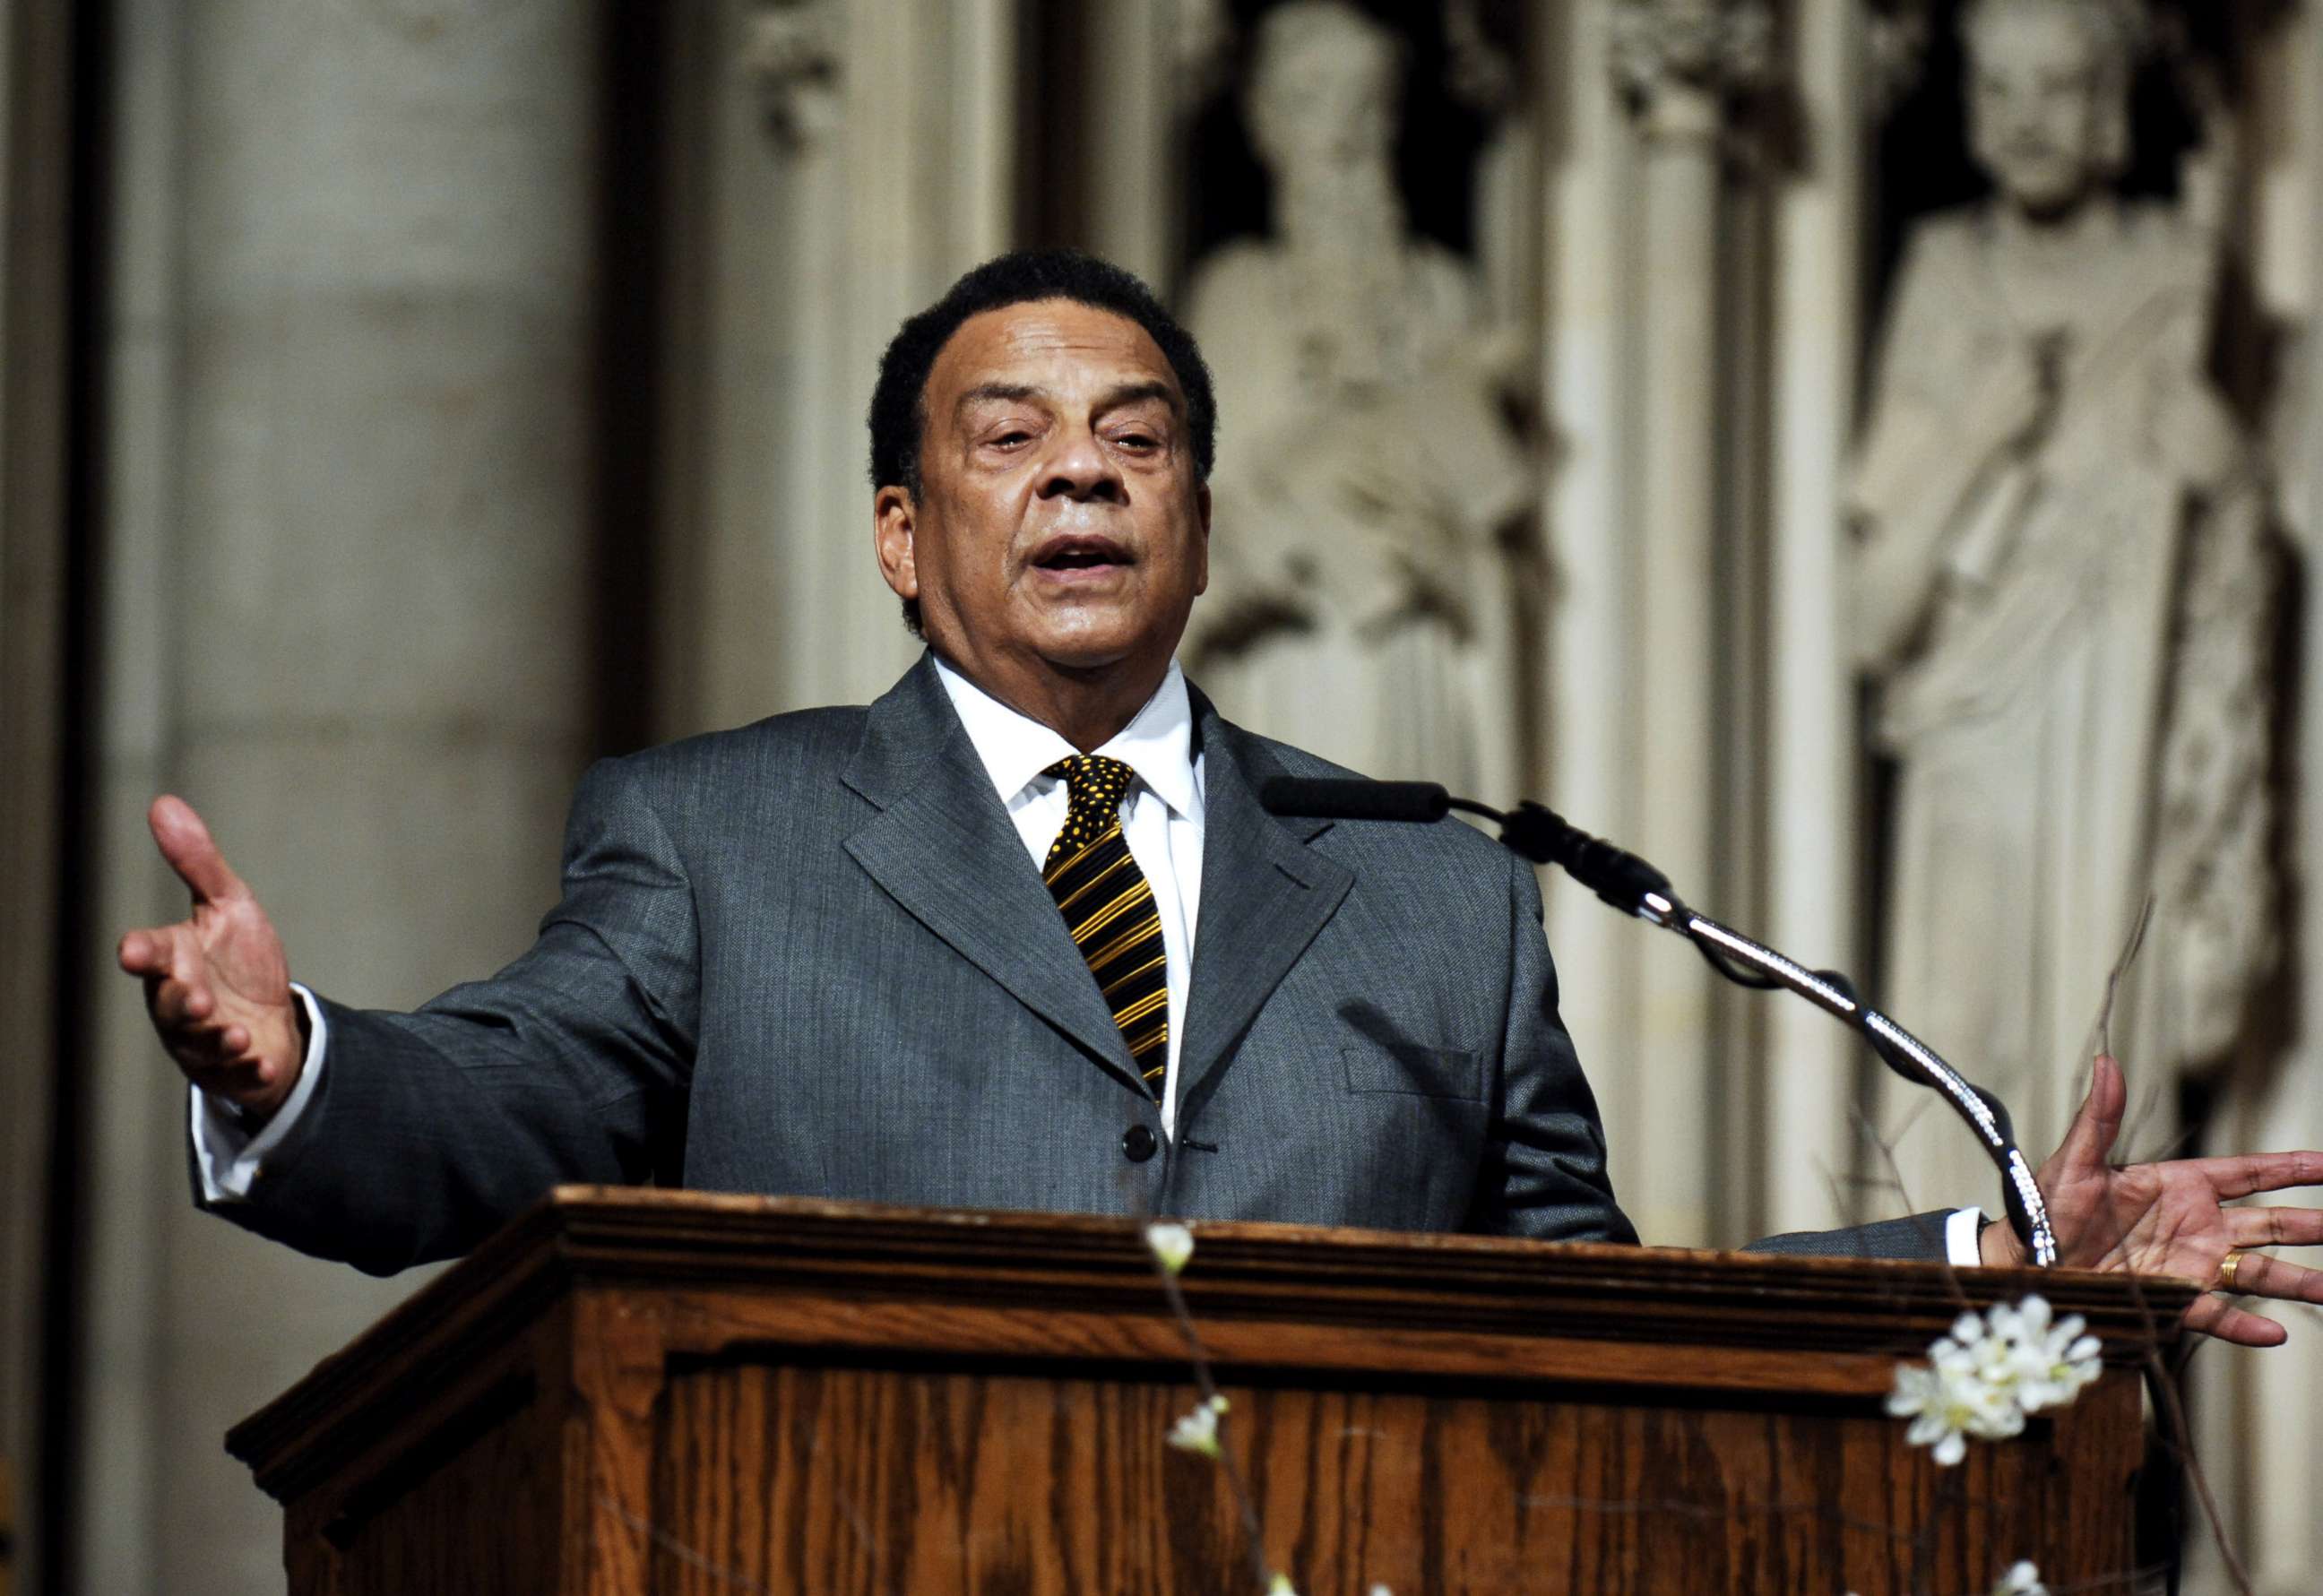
[121,252,2323,1344]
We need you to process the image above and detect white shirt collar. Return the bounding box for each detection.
[932,653,1200,819]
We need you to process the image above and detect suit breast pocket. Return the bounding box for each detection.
[1340,1044,1485,1102]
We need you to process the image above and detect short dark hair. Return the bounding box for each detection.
[868,248,1218,634]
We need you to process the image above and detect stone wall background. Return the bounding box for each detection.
[5,2,2319,1591]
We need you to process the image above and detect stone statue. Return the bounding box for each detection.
[1182,0,1532,793]
[1850,0,2276,1169]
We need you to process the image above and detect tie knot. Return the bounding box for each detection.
[1043,754,1136,813]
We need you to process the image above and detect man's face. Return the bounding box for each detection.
[875,299,1210,698]
[1967,5,2108,218]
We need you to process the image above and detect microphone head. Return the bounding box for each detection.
[1258,775,1452,824]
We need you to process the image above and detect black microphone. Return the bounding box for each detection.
[1257,778,1671,918]
[1257,776,1450,824]
[1494,804,1675,919]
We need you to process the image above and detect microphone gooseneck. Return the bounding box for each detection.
[1256,774,2059,1268]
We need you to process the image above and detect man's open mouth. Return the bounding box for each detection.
[1031,536,1132,572]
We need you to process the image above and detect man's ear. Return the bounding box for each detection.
[1193,481,1212,596]
[873,484,920,602]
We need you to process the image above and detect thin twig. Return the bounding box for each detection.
[600,1494,783,1596]
[1119,1159,1277,1592]
[1851,1100,1974,1315]
[1148,1230,1277,1592]
[2087,893,2155,1065]
[2142,1338,2250,1596]
[2068,903,2253,1596]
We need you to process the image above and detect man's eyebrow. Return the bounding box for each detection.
[955,382,1044,413]
[1095,380,1181,416]
[954,379,1181,418]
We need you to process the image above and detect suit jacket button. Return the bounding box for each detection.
[1121,1126,1159,1163]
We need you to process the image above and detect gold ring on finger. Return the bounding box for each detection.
[2217,1248,2250,1291]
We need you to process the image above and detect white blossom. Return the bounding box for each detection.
[1145,1220,1196,1275]
[1167,1393,1230,1458]
[1265,1574,1297,1595]
[1991,1559,2047,1595]
[1886,1359,2021,1466]
[1889,1295,2095,1466]
[2005,1297,2103,1411]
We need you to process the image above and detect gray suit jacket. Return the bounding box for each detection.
[210,655,1947,1274]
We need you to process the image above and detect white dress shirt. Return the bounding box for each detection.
[193,656,1982,1261]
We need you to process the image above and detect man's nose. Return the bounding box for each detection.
[1036,428,1126,503]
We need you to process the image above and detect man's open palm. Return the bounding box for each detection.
[1982,1055,2323,1347]
[117,795,303,1119]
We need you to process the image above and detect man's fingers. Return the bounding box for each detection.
[2048,1054,2128,1176]
[117,927,162,974]
[2224,1205,2323,1248]
[2225,1249,2323,1307]
[147,794,250,904]
[150,985,266,1077]
[120,919,203,979]
[117,817,298,1115]
[181,1051,278,1100]
[147,971,214,1030]
[2185,1295,2290,1349]
[140,925,224,1033]
[2198,1150,2323,1200]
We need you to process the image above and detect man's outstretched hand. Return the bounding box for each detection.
[117,795,304,1123]
[1979,1055,2323,1347]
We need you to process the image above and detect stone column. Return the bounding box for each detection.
[77,3,603,1589]
[1080,0,1180,291]
[1604,0,1771,1247]
[724,0,1019,722]
[653,0,802,738]
[1537,2,1646,1241]
[656,0,1020,736]
[73,3,187,1584]
[0,5,79,1589]
[1759,0,1865,1234]
[2217,18,2323,1591]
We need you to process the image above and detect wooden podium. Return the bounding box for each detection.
[229,1189,2192,1594]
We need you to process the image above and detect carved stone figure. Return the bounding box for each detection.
[744,0,845,151]
[1182,1,1530,792]
[1850,0,2276,1157]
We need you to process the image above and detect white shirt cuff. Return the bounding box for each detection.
[1944,1205,1988,1267]
[191,982,328,1203]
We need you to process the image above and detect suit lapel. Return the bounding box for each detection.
[842,657,1143,1092]
[1177,696,1354,1116]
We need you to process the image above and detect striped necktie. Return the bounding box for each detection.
[1041,755,1168,1100]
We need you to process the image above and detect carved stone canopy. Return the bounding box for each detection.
[1609,0,1775,121]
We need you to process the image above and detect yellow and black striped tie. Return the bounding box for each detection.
[1041,755,1167,1100]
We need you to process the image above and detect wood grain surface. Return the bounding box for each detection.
[643,1359,2146,1594]
[229,1189,2193,1594]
